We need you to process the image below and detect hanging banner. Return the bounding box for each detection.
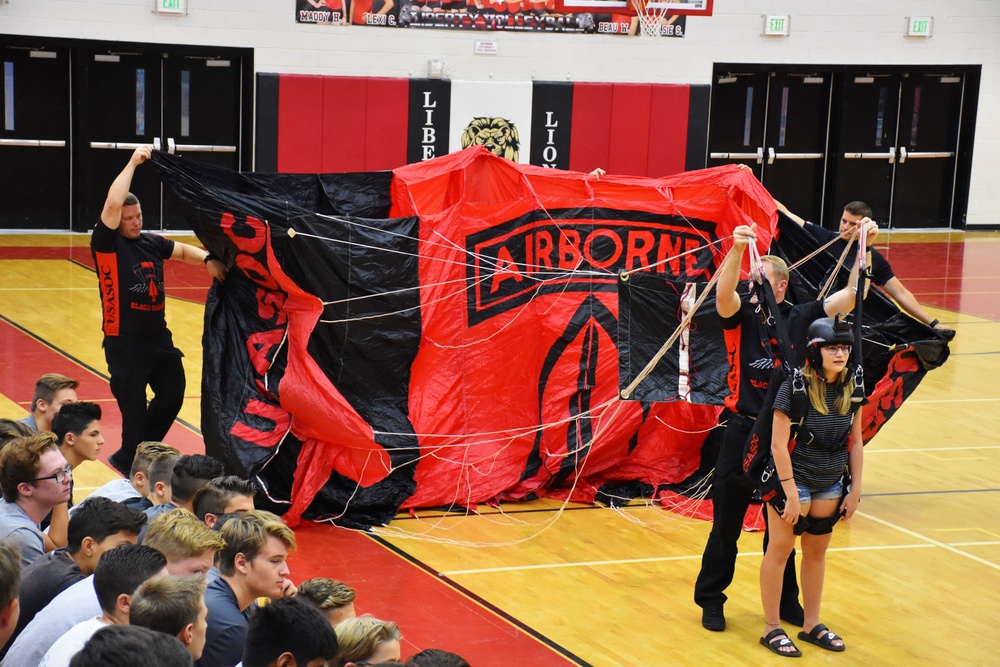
[296,0,349,24]
[529,82,574,169]
[407,79,452,163]
[295,0,685,34]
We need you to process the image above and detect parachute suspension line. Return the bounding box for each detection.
[786,234,843,273]
[293,215,739,323]
[320,275,471,306]
[263,327,290,394]
[287,227,473,271]
[619,250,734,400]
[317,272,494,325]
[372,395,620,444]
[618,234,730,279]
[312,211,485,261]
[312,449,379,524]
[651,416,721,435]
[251,428,296,507]
[428,259,589,350]
[373,398,632,549]
[815,229,859,301]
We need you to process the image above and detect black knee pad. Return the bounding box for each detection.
[804,513,842,535]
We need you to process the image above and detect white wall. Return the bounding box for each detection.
[3,0,998,226]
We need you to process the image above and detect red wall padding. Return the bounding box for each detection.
[276,75,693,176]
[647,84,691,177]
[322,76,369,172]
[277,75,325,173]
[363,78,409,171]
[608,83,653,177]
[278,75,409,173]
[568,82,614,174]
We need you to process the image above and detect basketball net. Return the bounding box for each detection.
[630,0,669,38]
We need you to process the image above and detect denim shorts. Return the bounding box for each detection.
[796,479,843,504]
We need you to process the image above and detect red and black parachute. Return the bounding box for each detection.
[150,148,947,529]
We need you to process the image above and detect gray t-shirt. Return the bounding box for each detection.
[0,500,45,567]
[0,575,100,667]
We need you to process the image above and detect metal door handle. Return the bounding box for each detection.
[166,138,236,154]
[769,151,824,160]
[709,147,764,164]
[90,138,162,150]
[843,147,896,164]
[0,139,66,148]
[900,150,954,162]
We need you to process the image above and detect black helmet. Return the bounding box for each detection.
[805,315,854,369]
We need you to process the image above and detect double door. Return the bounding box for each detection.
[707,66,970,229]
[0,45,72,228]
[0,36,251,230]
[828,72,965,229]
[707,72,830,224]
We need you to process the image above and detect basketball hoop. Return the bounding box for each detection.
[631,0,670,37]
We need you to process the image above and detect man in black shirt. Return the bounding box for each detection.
[694,222,875,633]
[92,146,228,474]
[778,199,954,336]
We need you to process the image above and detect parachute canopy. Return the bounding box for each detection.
[151,148,946,528]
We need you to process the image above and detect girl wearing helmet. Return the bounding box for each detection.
[758,315,864,657]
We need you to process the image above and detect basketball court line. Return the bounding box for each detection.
[439,543,956,576]
[440,533,1000,577]
[368,534,592,666]
[863,445,1000,452]
[0,312,204,440]
[856,510,1000,571]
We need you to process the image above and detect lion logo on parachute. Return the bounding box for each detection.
[461,117,520,162]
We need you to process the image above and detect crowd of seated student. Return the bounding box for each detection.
[0,376,473,667]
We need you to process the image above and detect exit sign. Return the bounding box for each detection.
[906,16,933,37]
[155,0,187,14]
[763,15,790,36]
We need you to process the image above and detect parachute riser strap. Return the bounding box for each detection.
[756,271,796,375]
[619,249,734,399]
[746,236,765,285]
[852,227,868,379]
[787,234,843,273]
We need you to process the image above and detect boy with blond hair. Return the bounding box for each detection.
[199,511,296,667]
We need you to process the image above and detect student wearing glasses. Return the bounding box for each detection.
[757,316,865,657]
[0,432,73,567]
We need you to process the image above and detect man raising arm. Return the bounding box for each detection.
[92,146,227,475]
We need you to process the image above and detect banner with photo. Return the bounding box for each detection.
[295,0,685,35]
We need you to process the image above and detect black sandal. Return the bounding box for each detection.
[760,628,802,657]
[797,623,845,652]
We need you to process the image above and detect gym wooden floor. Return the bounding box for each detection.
[1,230,998,666]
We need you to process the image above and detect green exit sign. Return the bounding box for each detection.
[155,0,187,14]
[906,16,933,37]
[763,15,790,36]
